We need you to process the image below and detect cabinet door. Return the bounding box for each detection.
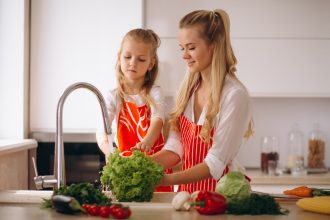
[146,0,330,97]
[30,0,143,132]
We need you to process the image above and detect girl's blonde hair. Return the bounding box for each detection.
[170,9,253,142]
[115,28,161,110]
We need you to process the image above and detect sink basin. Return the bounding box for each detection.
[0,190,175,204]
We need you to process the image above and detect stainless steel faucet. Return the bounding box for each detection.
[34,82,112,190]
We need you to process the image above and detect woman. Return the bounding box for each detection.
[151,9,253,193]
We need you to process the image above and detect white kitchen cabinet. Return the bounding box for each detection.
[146,0,330,97]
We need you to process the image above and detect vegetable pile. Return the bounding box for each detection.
[100,150,164,202]
[42,182,112,209]
[171,171,288,216]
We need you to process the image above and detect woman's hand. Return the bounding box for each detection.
[158,173,173,186]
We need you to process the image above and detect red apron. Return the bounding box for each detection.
[178,115,229,193]
[117,101,173,192]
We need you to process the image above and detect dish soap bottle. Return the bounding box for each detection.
[287,123,305,170]
[308,123,326,169]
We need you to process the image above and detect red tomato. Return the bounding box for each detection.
[82,204,90,213]
[88,204,100,216]
[125,207,132,218]
[99,206,111,218]
[110,204,131,219]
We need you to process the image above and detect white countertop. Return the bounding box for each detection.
[0,139,38,156]
[0,191,329,220]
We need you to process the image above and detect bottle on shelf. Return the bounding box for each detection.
[287,123,305,172]
[308,123,326,169]
[261,136,279,175]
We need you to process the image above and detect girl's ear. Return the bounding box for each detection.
[148,57,155,71]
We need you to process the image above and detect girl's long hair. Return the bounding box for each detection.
[170,9,252,142]
[115,28,161,110]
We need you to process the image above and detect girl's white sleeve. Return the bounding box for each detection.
[204,88,252,180]
[96,90,117,137]
[150,86,166,123]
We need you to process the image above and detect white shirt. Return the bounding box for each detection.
[164,76,252,180]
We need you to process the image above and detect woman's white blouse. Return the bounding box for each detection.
[164,76,252,180]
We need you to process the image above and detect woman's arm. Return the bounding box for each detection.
[151,149,181,169]
[161,162,212,185]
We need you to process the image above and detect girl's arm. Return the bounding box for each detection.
[133,86,166,152]
[133,117,163,152]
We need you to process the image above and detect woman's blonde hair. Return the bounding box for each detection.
[115,28,161,110]
[170,9,252,142]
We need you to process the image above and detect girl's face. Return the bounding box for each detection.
[120,38,155,84]
[178,26,214,75]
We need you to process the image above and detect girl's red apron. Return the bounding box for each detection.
[117,101,173,192]
[178,115,229,193]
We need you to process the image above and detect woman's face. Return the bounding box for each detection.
[178,26,214,74]
[119,38,155,84]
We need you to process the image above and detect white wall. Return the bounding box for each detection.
[0,0,29,138]
[29,0,143,132]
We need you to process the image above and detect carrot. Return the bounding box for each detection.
[283,186,313,197]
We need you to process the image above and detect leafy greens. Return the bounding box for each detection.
[100,150,164,202]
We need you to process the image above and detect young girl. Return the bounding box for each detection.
[96,28,172,192]
[151,9,253,193]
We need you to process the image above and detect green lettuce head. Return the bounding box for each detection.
[216,171,251,203]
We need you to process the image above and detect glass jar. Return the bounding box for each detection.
[308,123,326,169]
[287,123,305,170]
[261,136,279,174]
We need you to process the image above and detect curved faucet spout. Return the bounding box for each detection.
[55,82,111,189]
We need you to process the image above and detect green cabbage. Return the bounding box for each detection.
[100,150,164,202]
[215,171,251,203]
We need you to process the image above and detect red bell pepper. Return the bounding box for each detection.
[192,190,227,215]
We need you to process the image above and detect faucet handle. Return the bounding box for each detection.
[32,157,38,177]
[32,157,58,189]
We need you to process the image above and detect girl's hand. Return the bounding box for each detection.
[132,138,153,153]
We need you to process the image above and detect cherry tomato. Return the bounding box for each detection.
[88,204,100,216]
[110,204,131,219]
[99,206,111,218]
[82,204,90,213]
[125,207,132,218]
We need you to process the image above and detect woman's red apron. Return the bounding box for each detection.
[178,115,229,193]
[116,101,173,192]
